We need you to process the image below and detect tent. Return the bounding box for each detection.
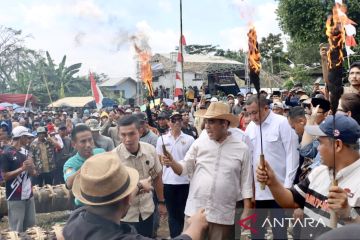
[0,94,37,105]
[48,97,116,108]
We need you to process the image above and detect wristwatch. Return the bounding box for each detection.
[158,200,166,205]
[343,208,359,222]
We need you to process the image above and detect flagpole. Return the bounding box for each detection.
[180,0,186,101]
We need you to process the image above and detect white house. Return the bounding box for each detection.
[151,53,246,96]
[99,77,138,99]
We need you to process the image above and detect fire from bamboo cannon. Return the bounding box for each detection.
[247,26,265,190]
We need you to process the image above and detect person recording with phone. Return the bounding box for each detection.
[30,126,61,187]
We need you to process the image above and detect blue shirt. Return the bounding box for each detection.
[63,148,105,205]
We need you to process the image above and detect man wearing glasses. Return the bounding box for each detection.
[156,112,194,238]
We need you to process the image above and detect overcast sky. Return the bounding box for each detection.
[0,0,283,79]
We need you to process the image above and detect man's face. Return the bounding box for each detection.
[315,108,327,125]
[272,107,284,115]
[101,117,108,124]
[349,66,360,87]
[246,102,268,125]
[38,132,46,141]
[317,137,335,167]
[288,117,306,136]
[73,130,94,159]
[169,115,183,132]
[59,129,67,138]
[228,99,234,106]
[237,96,244,104]
[119,124,140,152]
[158,118,168,127]
[0,128,7,142]
[204,118,227,141]
[182,112,190,124]
[134,108,141,113]
[243,115,251,129]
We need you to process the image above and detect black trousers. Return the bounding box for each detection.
[251,200,288,240]
[164,184,189,238]
[32,172,53,187]
[123,213,154,238]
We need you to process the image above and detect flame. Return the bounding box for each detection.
[326,4,345,69]
[247,27,261,74]
[134,43,154,97]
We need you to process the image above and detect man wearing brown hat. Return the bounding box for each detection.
[162,102,253,240]
[113,115,166,238]
[63,152,208,240]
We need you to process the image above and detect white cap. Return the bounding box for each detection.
[210,97,218,102]
[272,102,284,109]
[91,112,100,118]
[12,126,33,138]
[125,108,133,113]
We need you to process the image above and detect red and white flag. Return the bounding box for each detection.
[90,72,104,110]
[174,35,186,98]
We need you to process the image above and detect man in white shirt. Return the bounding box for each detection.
[162,102,253,240]
[245,94,299,239]
[156,112,194,238]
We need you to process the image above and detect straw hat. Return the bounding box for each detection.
[72,152,139,206]
[199,102,239,127]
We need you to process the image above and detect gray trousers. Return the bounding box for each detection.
[8,197,36,232]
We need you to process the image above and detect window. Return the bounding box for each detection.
[193,73,202,81]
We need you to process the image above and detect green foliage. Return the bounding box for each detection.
[259,33,286,74]
[176,44,219,55]
[215,49,246,63]
[277,0,360,43]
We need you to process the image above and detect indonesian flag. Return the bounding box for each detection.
[174,35,186,98]
[90,72,104,110]
[335,0,357,55]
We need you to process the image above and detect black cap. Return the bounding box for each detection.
[311,98,330,113]
[135,113,147,123]
[59,124,67,130]
[158,112,169,119]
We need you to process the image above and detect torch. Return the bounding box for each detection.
[247,27,265,190]
[325,3,346,228]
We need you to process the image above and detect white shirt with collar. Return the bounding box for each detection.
[245,110,299,200]
[179,130,253,225]
[156,131,194,185]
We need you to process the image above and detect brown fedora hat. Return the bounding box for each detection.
[202,102,239,127]
[72,152,139,206]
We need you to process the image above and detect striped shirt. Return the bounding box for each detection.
[290,159,360,239]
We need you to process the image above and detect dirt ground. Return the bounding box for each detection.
[0,211,171,239]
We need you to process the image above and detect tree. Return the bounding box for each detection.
[0,26,40,93]
[215,49,246,63]
[259,33,286,74]
[177,44,219,55]
[44,51,82,99]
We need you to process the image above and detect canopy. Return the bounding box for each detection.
[49,97,116,108]
[0,94,37,105]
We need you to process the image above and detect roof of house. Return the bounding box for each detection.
[151,53,244,75]
[99,77,137,87]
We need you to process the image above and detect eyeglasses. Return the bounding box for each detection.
[171,117,183,123]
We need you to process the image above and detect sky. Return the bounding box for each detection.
[0,0,283,79]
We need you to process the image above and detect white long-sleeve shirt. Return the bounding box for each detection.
[179,130,253,225]
[245,111,299,200]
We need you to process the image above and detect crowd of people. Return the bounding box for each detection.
[0,62,359,240]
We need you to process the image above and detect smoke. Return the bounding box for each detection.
[74,31,86,47]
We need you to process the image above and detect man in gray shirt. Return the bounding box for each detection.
[136,113,158,147]
[86,119,114,151]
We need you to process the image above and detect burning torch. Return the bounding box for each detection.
[325,3,346,228]
[247,27,265,190]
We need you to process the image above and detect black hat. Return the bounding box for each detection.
[135,113,147,123]
[157,112,169,119]
[311,98,330,113]
[59,124,67,130]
